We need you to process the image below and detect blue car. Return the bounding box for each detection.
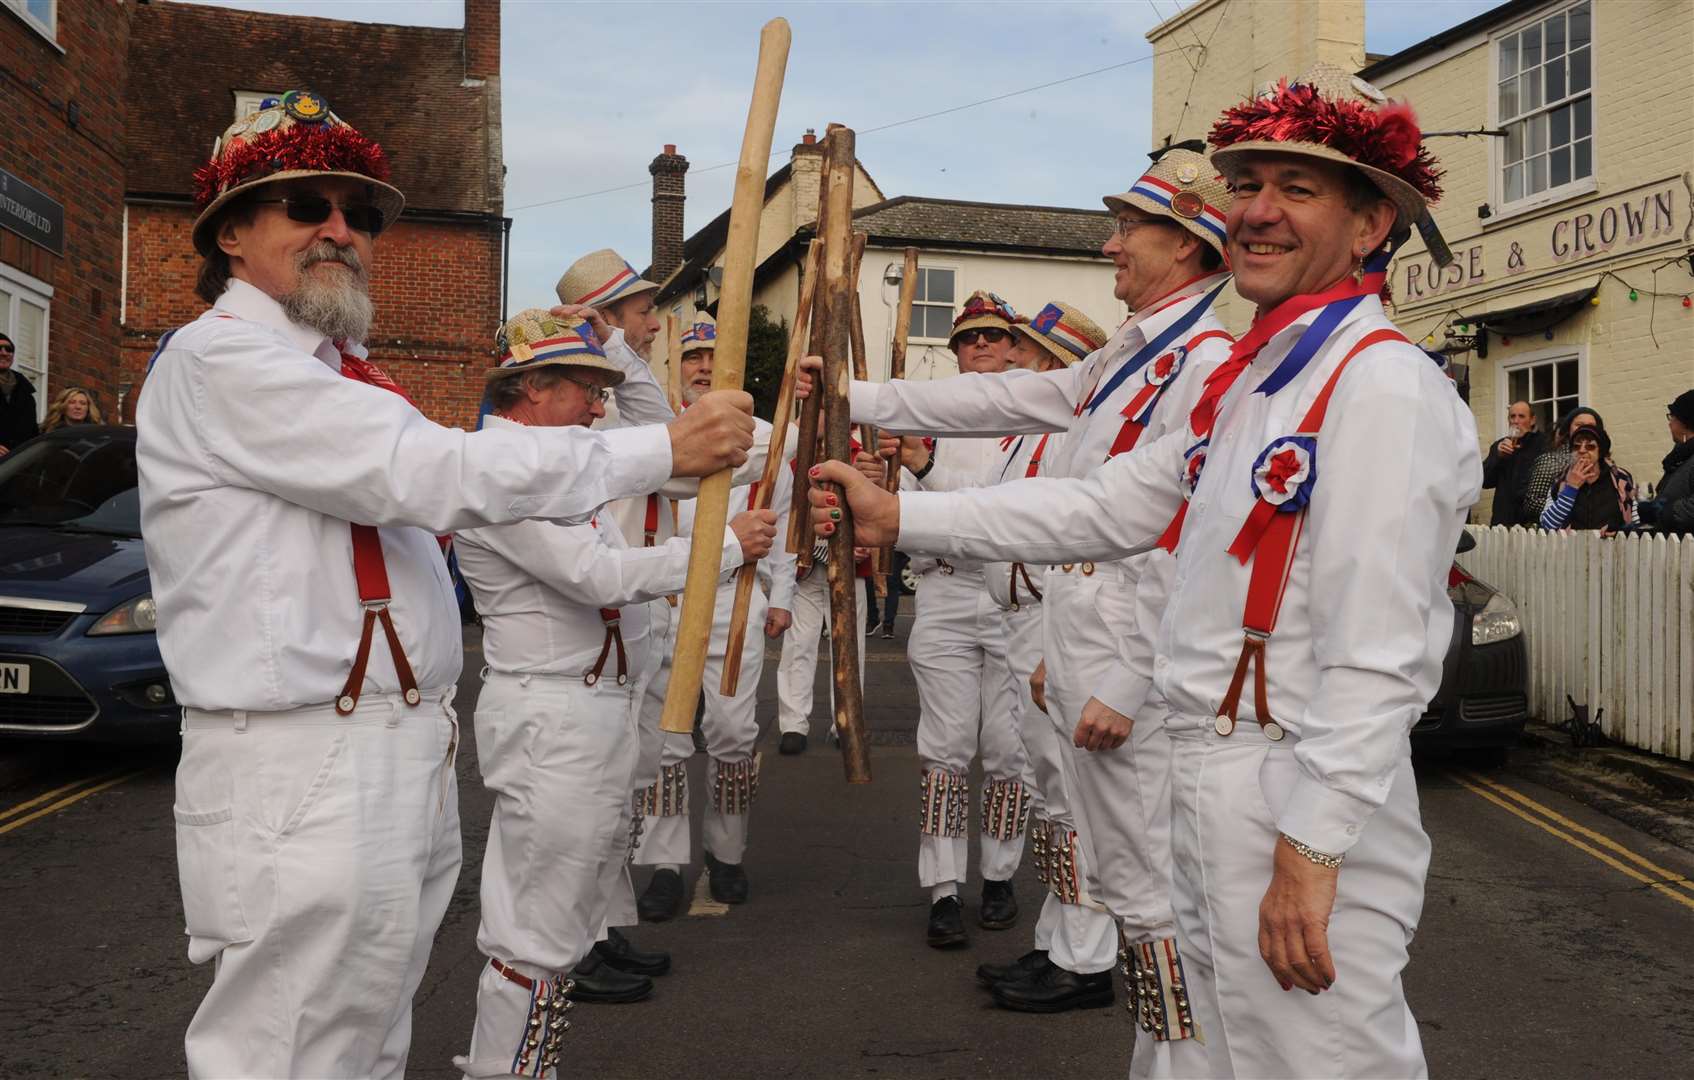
[0,426,177,742]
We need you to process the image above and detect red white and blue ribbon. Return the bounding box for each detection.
[1029,304,1096,361]
[578,261,642,305]
[1083,278,1229,415]
[680,321,717,350]
[498,331,605,369]
[1127,174,1227,247]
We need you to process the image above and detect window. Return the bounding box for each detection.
[909,266,956,341]
[1504,351,1581,438]
[1496,1,1592,208]
[3,0,56,44]
[0,263,52,424]
[232,91,281,121]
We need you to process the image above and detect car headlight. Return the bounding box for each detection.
[1471,591,1522,646]
[88,594,158,635]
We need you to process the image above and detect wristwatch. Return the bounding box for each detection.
[1280,832,1343,869]
[911,455,936,481]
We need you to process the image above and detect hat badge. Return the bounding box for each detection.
[1175,162,1200,185]
[282,90,329,123]
[1170,191,1206,220]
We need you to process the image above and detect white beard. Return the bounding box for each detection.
[281,242,374,344]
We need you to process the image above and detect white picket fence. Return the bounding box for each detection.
[1458,526,1694,762]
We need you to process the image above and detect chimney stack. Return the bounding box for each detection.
[649,144,689,285]
[463,0,500,81]
[789,128,825,233]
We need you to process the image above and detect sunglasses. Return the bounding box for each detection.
[954,328,1011,347]
[0,345,14,354]
[561,374,611,405]
[251,195,387,236]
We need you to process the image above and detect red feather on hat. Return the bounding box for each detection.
[1208,80,1443,202]
[195,123,392,209]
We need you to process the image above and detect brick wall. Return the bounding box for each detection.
[0,2,130,418]
[124,205,503,430]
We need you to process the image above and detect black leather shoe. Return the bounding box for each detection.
[594,927,671,977]
[976,948,1050,988]
[991,963,1114,1013]
[637,868,685,922]
[979,879,1019,930]
[779,731,807,756]
[703,850,749,904]
[880,623,895,639]
[568,950,654,1004]
[926,895,968,949]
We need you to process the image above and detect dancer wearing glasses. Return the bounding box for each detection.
[137,92,755,1079]
[879,290,1035,949]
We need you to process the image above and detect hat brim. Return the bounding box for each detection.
[485,354,627,387]
[191,169,407,256]
[948,314,1014,344]
[1008,323,1080,367]
[1209,141,1426,228]
[1102,191,1229,260]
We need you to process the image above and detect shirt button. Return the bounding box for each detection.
[1155,657,1169,670]
[1346,824,1359,835]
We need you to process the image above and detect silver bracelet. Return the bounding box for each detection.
[1281,833,1343,869]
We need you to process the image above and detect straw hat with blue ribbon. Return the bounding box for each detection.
[487,308,626,386]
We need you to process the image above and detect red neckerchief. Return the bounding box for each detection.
[1188,271,1385,439]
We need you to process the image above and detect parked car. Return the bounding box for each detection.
[1412,531,1529,762]
[0,426,177,742]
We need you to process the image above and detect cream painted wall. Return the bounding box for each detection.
[1373,0,1694,497]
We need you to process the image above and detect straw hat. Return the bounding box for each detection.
[1011,302,1107,366]
[487,308,627,386]
[555,249,659,309]
[1102,146,1232,261]
[679,315,717,356]
[191,91,404,256]
[949,290,1019,344]
[1207,61,1448,261]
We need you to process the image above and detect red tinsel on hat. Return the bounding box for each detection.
[194,123,392,209]
[1208,80,1443,203]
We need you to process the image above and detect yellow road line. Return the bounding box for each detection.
[1452,774,1694,915]
[0,767,129,824]
[0,771,145,837]
[1459,771,1694,899]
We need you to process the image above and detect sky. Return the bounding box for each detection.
[187,0,1502,310]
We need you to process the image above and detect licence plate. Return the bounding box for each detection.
[0,662,28,694]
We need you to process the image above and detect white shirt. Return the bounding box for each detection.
[137,279,672,711]
[455,415,742,681]
[850,277,1233,713]
[669,417,798,612]
[983,430,1065,610]
[898,295,1482,855]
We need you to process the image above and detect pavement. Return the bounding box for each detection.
[4,604,1694,1078]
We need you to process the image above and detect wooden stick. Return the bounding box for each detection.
[659,18,791,735]
[847,232,876,458]
[815,126,871,783]
[786,136,837,560]
[719,239,823,696]
[665,313,683,536]
[876,247,920,582]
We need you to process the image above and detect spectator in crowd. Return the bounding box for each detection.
[1539,424,1638,532]
[1481,400,1544,526]
[1521,405,1603,521]
[42,387,104,431]
[1640,389,1694,536]
[0,332,39,456]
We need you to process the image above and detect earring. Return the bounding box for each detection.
[1351,256,1365,285]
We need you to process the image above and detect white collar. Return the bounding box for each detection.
[212,278,365,367]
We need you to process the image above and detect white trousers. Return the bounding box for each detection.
[174,689,462,1080]
[635,582,767,866]
[776,567,866,735]
[1161,725,1429,1079]
[1043,570,1178,944]
[910,568,1028,887]
[1003,600,1118,974]
[457,672,640,1078]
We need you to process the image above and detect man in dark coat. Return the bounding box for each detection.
[0,332,40,455]
[1481,399,1544,526]
[1643,389,1694,535]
